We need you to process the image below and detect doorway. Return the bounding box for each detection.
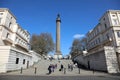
[27,61,29,68]
[88,61,90,69]
[116,52,120,71]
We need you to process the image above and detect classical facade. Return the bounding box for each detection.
[86,10,120,73]
[0,8,32,73]
[73,10,120,73]
[87,10,120,55]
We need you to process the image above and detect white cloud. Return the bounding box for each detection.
[73,34,85,39]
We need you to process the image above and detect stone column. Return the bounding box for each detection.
[56,14,61,54]
[54,14,62,59]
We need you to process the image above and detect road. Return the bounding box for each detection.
[0,75,120,80]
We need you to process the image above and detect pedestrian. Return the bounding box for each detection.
[68,64,70,71]
[51,64,55,72]
[55,64,57,69]
[61,64,64,71]
[49,58,52,61]
[70,64,73,71]
[48,64,52,74]
[75,63,78,68]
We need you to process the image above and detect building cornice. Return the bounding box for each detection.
[0,8,17,20]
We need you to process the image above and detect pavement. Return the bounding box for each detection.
[0,60,120,80]
[0,75,120,80]
[0,59,111,76]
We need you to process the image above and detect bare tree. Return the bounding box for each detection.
[70,39,83,58]
[30,33,54,55]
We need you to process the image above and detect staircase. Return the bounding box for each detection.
[5,59,108,76]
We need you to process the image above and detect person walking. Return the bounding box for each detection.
[55,64,57,69]
[68,64,70,71]
[51,64,55,72]
[70,64,73,71]
[61,64,64,71]
[48,64,52,74]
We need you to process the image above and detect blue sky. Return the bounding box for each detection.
[0,0,120,56]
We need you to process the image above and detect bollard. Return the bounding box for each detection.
[93,69,94,74]
[78,68,80,74]
[64,68,66,74]
[20,67,23,74]
[34,67,37,74]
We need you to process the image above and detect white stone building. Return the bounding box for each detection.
[73,10,120,73]
[0,8,33,73]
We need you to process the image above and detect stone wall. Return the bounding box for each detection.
[0,46,32,73]
[73,54,88,67]
[73,46,119,73]
[104,46,119,73]
[0,46,10,73]
[86,50,107,71]
[7,49,32,71]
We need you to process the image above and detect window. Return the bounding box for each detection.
[106,34,109,40]
[16,58,19,64]
[112,15,116,17]
[96,40,97,44]
[104,23,107,29]
[98,38,100,43]
[0,13,3,15]
[113,19,118,25]
[19,39,21,43]
[103,18,105,21]
[6,33,10,38]
[117,31,120,38]
[23,59,25,64]
[8,22,12,28]
[15,37,18,42]
[97,28,99,33]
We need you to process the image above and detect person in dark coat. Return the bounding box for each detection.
[60,64,64,71]
[55,64,57,69]
[48,64,52,74]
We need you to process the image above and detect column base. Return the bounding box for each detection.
[54,54,62,59]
